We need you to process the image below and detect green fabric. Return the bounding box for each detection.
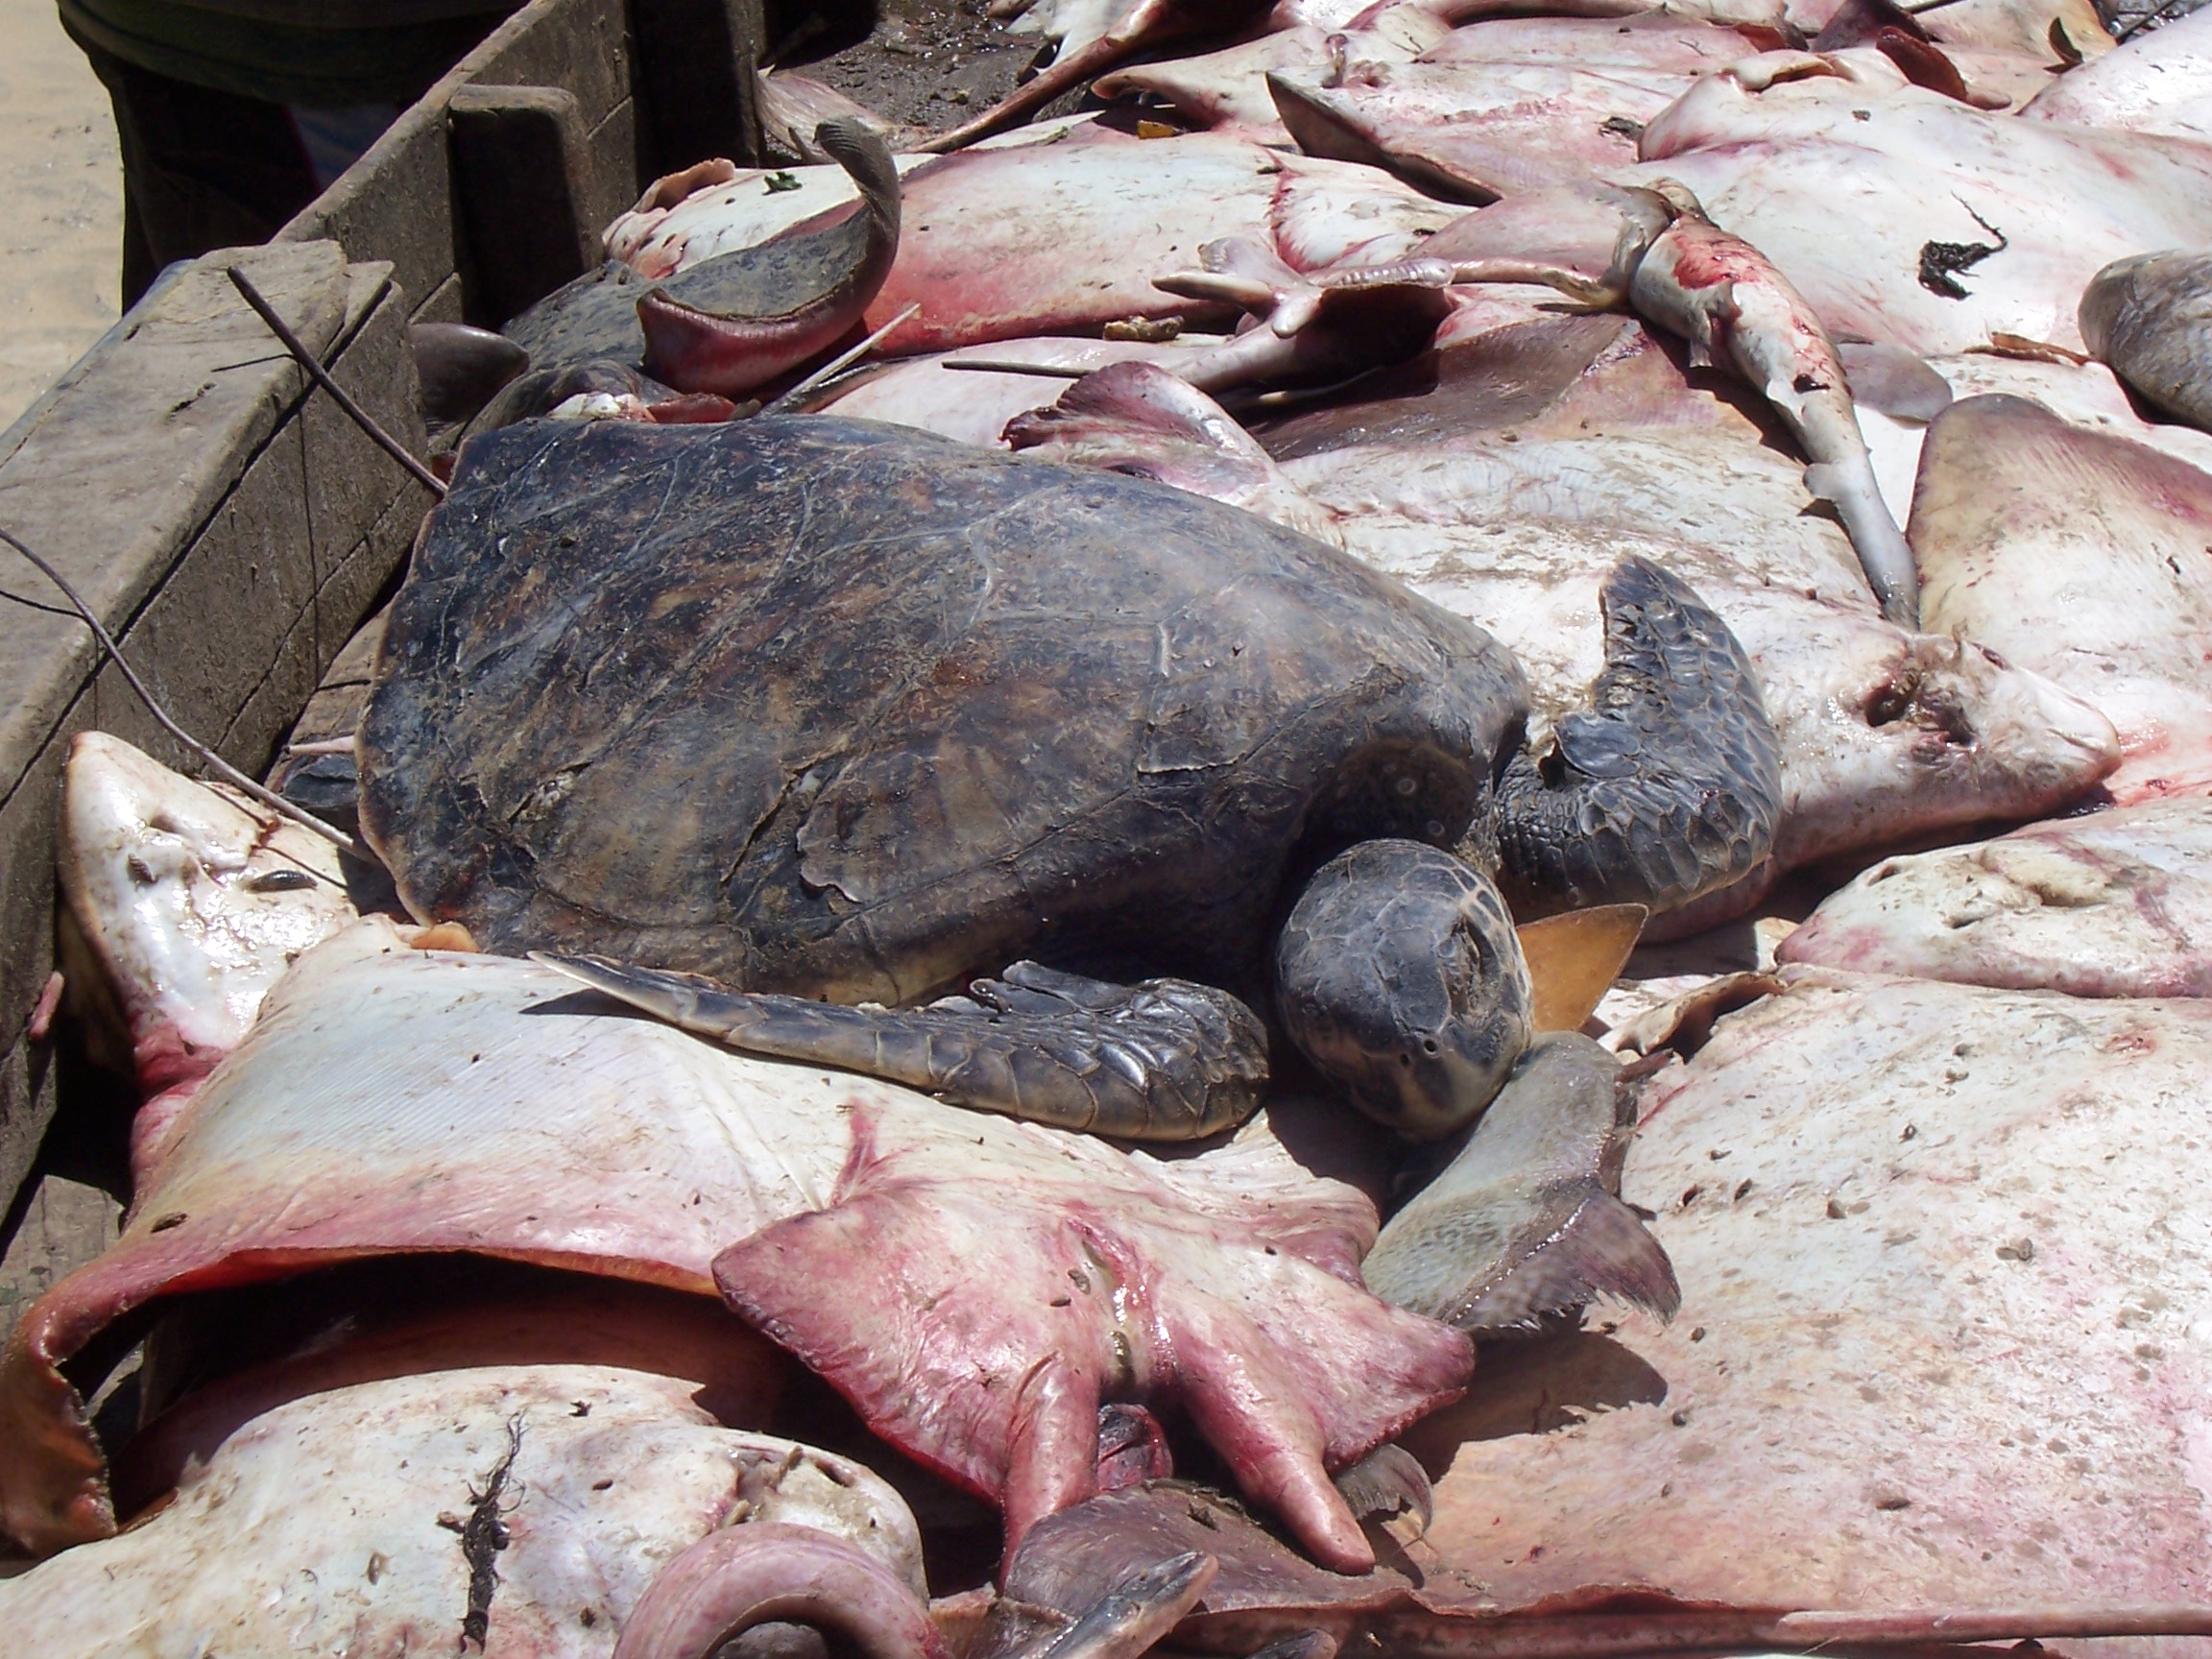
[60,0,517,105]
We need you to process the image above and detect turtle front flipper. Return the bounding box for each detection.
[1493,557,1782,918]
[1362,1033,1680,1334]
[533,954,1268,1142]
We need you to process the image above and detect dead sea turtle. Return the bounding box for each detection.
[357,415,1779,1142]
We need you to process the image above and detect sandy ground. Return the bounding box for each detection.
[0,0,121,433]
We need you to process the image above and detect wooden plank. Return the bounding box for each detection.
[0,243,421,1211]
[448,84,600,327]
[280,0,637,323]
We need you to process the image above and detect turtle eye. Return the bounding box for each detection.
[245,868,316,893]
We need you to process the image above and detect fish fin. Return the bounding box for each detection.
[1464,1190,1681,1332]
[1331,1442,1431,1535]
[1517,905,1647,1032]
[1202,234,1300,289]
[1836,339,1953,422]
[1802,460,1845,503]
[1684,339,1715,370]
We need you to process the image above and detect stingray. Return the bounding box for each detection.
[1850,349,2212,527]
[1268,57,1687,204]
[0,921,1470,1572]
[1778,795,2212,996]
[1910,392,2212,802]
[1621,61,2212,354]
[981,1479,2211,1656]
[2021,0,2212,136]
[621,127,1462,357]
[1407,968,2212,1618]
[1263,14,1791,204]
[957,971,2212,1654]
[0,1285,943,1658]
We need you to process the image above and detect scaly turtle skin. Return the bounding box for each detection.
[1497,554,1781,915]
[361,415,1777,1140]
[1274,840,1532,1139]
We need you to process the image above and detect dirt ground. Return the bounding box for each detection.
[772,0,1087,132]
[0,0,122,434]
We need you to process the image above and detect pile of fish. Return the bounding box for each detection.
[10,0,2212,1650]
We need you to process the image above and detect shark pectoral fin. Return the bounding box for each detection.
[1033,1551,1219,1659]
[637,117,901,397]
[1462,1189,1682,1333]
[1836,339,1953,421]
[1517,904,1647,1033]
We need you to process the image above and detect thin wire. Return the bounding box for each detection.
[758,303,923,415]
[225,266,447,499]
[0,523,373,863]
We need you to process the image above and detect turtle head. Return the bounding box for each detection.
[1274,839,1533,1141]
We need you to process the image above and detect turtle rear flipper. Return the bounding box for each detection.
[533,954,1268,1142]
[1493,556,1782,917]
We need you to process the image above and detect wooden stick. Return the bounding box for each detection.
[760,304,921,415]
[0,523,373,864]
[226,266,446,499]
[941,359,1091,378]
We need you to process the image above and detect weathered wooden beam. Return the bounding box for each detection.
[447,83,601,327]
[0,241,421,1218]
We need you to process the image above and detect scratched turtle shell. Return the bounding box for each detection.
[358,415,1531,1004]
